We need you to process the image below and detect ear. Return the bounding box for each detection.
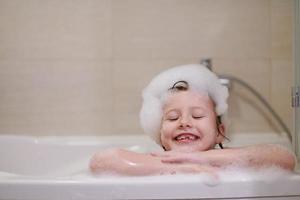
[216,123,226,144]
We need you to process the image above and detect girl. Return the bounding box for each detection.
[90,64,295,176]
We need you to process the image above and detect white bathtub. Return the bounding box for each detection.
[0,133,300,200]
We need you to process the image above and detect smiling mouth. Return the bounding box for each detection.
[174,133,200,143]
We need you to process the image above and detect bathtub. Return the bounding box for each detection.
[0,133,300,200]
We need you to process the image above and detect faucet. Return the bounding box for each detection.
[200,58,292,142]
[200,58,231,89]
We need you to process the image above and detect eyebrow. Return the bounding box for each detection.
[164,109,179,115]
[190,106,208,111]
[164,106,208,115]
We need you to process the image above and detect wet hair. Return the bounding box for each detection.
[169,80,229,149]
[216,116,230,149]
[169,80,189,91]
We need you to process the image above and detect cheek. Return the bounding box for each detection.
[160,121,178,136]
[201,121,217,131]
[160,122,175,146]
[200,116,217,130]
[195,119,219,138]
[160,125,170,140]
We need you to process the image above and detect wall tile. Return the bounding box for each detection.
[213,59,271,100]
[270,59,293,132]
[0,0,112,60]
[213,59,274,134]
[113,0,270,59]
[0,0,293,137]
[0,60,113,135]
[271,0,293,59]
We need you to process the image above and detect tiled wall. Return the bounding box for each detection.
[0,0,293,137]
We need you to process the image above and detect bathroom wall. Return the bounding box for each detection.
[0,0,293,137]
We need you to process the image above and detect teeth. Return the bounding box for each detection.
[175,134,198,141]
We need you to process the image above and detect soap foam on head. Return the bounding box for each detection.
[140,64,229,145]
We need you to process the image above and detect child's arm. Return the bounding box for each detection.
[152,144,296,170]
[89,148,216,176]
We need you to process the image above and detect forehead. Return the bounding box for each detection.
[163,90,214,110]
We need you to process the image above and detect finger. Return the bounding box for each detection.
[162,155,205,164]
[150,152,162,156]
[150,151,172,157]
[161,156,188,163]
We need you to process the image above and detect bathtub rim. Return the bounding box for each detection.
[0,134,300,200]
[1,173,300,200]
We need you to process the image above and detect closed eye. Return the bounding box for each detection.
[164,110,180,122]
[193,116,204,119]
[168,117,178,121]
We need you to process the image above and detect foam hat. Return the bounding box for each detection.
[139,64,229,145]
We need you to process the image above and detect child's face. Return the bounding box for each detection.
[160,91,224,152]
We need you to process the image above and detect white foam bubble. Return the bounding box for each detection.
[140,64,229,145]
[81,165,293,188]
[218,165,293,182]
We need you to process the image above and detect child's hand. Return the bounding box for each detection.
[150,151,208,164]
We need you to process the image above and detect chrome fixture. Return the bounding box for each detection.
[200,58,292,142]
[292,86,300,108]
[200,58,212,71]
[200,58,231,89]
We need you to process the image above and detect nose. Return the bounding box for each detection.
[179,116,192,129]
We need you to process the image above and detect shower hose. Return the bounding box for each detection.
[218,74,292,143]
